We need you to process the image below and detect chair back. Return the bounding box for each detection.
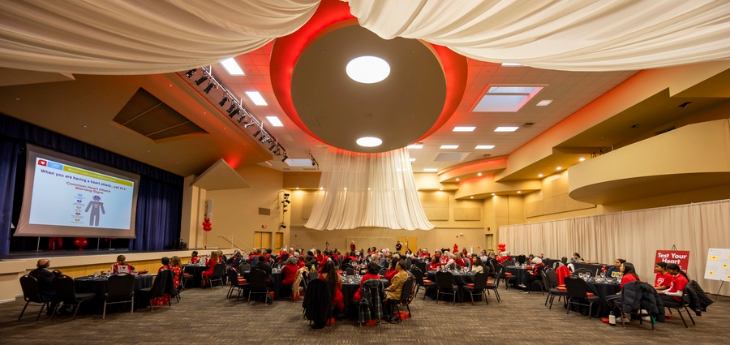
[491,268,503,288]
[482,265,491,277]
[52,275,79,304]
[564,276,590,299]
[303,278,332,323]
[416,261,427,273]
[400,277,415,303]
[308,271,319,281]
[517,255,527,265]
[546,268,559,288]
[435,271,454,290]
[503,260,514,267]
[540,270,551,290]
[212,263,226,277]
[561,256,568,264]
[239,263,251,272]
[227,270,240,287]
[378,268,387,276]
[410,267,424,286]
[248,269,268,290]
[149,270,172,299]
[345,267,355,276]
[472,272,488,290]
[107,273,135,299]
[19,276,43,303]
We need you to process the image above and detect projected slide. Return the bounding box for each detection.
[29,158,134,229]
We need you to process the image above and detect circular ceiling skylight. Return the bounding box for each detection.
[356,137,382,147]
[346,56,390,83]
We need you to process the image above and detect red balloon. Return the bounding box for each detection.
[74,237,88,251]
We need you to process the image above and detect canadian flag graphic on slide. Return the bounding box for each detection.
[38,160,47,166]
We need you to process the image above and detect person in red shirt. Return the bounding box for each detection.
[433,250,442,262]
[518,257,545,291]
[496,252,512,264]
[353,262,381,301]
[384,258,398,282]
[454,253,466,268]
[350,241,356,252]
[189,251,199,264]
[428,256,442,271]
[314,249,323,263]
[111,255,134,274]
[202,251,219,286]
[659,263,689,303]
[653,262,673,291]
[281,256,300,299]
[619,262,640,288]
[318,250,330,268]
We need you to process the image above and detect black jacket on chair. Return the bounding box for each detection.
[303,278,332,329]
[686,280,713,316]
[621,281,665,323]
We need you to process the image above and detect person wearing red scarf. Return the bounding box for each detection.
[518,258,545,291]
[428,256,442,271]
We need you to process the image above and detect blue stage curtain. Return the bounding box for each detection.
[129,178,182,251]
[0,139,19,255]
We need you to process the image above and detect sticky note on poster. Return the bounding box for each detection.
[708,271,715,276]
[724,263,729,269]
[709,255,719,261]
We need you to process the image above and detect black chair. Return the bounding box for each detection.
[545,269,569,309]
[181,265,194,290]
[499,264,516,290]
[435,271,458,305]
[51,275,96,320]
[463,272,488,306]
[517,255,527,265]
[247,269,272,304]
[308,271,319,281]
[103,273,135,319]
[502,260,514,267]
[378,268,387,276]
[18,276,50,321]
[388,277,414,323]
[564,276,600,319]
[226,269,249,302]
[239,263,251,272]
[663,288,695,328]
[415,261,427,274]
[303,278,333,329]
[484,268,502,302]
[410,267,435,300]
[139,270,174,311]
[209,263,226,288]
[561,257,568,264]
[345,267,355,276]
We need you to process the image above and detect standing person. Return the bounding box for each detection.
[653,262,673,291]
[383,260,408,323]
[606,259,626,278]
[350,241,356,252]
[395,241,402,254]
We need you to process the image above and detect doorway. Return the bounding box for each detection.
[485,234,494,253]
[396,236,417,254]
[275,232,284,250]
[254,232,272,250]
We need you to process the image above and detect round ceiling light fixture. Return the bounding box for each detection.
[346,56,390,83]
[356,137,382,147]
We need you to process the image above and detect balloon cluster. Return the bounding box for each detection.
[498,243,506,252]
[202,217,212,232]
[453,243,458,253]
[74,237,88,251]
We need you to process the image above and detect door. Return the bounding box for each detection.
[407,237,417,254]
[396,236,408,254]
[254,232,263,249]
[275,232,284,250]
[262,232,272,250]
[485,234,494,253]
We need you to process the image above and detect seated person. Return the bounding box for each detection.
[29,259,68,315]
[658,263,689,304]
[428,256,442,271]
[383,260,408,323]
[570,252,585,263]
[619,263,640,288]
[606,258,625,278]
[170,256,182,289]
[353,262,382,301]
[319,261,344,314]
[471,257,484,273]
[420,248,430,258]
[653,262,673,291]
[443,253,456,269]
[433,250,443,262]
[496,251,512,264]
[111,255,134,273]
[227,250,243,270]
[253,255,273,279]
[281,256,301,299]
[202,251,219,286]
[384,258,399,282]
[189,251,200,264]
[217,250,226,263]
[151,257,175,306]
[379,253,389,268]
[454,253,466,268]
[518,257,544,291]
[314,249,324,263]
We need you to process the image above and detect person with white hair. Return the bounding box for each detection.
[444,253,456,269]
[518,257,545,292]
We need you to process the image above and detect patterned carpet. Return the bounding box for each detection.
[1,285,728,345]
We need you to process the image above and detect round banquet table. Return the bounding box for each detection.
[342,277,389,318]
[74,274,155,314]
[426,271,482,302]
[183,264,207,288]
[587,279,622,317]
[242,270,283,299]
[504,266,543,291]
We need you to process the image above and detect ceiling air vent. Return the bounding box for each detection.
[655,126,676,136]
[522,122,534,128]
[113,88,207,141]
[258,208,271,216]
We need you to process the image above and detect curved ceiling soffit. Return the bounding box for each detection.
[270,0,467,151]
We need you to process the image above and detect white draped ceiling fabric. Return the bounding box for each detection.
[305,148,434,231]
[499,199,730,295]
[347,0,730,71]
[0,0,320,74]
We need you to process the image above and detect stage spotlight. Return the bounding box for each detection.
[283,209,288,213]
[219,96,228,106]
[312,161,316,167]
[237,116,247,124]
[244,122,255,128]
[203,82,215,94]
[228,108,240,118]
[269,143,276,151]
[259,135,267,143]
[280,223,286,229]
[226,103,236,113]
[185,69,197,78]
[253,129,261,137]
[195,75,208,85]
[284,193,290,197]
[284,199,291,204]
[282,155,288,162]
[273,148,280,155]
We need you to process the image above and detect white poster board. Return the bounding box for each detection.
[704,248,730,282]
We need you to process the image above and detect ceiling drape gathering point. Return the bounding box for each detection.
[304,147,434,231]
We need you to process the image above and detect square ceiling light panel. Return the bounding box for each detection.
[284,158,314,167]
[434,152,471,162]
[472,86,543,112]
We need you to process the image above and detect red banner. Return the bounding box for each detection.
[654,250,690,273]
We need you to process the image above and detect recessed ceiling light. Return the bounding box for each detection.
[453,126,475,132]
[410,158,416,162]
[477,172,482,176]
[440,145,459,149]
[344,187,347,191]
[501,62,523,66]
[220,57,244,75]
[538,174,543,177]
[245,91,267,106]
[470,196,474,199]
[295,187,299,190]
[518,191,522,194]
[424,168,438,172]
[319,187,323,190]
[346,56,390,83]
[407,143,423,149]
[356,137,382,147]
[439,188,443,191]
[456,178,460,181]
[266,116,283,127]
[557,166,562,170]
[536,100,553,106]
[475,145,495,149]
[495,127,519,132]
[491,193,495,196]
[579,157,586,161]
